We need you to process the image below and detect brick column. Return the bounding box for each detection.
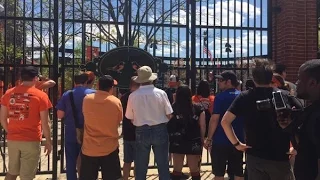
[272,0,318,82]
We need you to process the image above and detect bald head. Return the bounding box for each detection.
[297,59,320,101]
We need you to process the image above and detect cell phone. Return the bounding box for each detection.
[272,91,287,110]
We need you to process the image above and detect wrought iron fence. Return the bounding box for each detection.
[0,0,271,178]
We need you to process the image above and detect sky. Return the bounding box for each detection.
[24,0,269,62]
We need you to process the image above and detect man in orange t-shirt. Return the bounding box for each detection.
[0,66,53,180]
[79,75,122,180]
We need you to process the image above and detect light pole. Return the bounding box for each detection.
[225,42,232,66]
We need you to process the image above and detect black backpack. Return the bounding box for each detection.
[167,106,201,144]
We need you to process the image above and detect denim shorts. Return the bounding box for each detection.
[123,140,136,163]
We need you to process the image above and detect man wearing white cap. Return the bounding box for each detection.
[125,66,173,180]
[165,75,180,105]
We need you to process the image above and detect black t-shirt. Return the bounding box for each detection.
[294,101,320,180]
[165,88,176,105]
[228,87,300,161]
[120,92,136,141]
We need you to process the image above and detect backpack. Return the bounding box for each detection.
[167,105,201,145]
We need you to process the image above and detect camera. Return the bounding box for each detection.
[256,91,293,128]
[256,91,292,119]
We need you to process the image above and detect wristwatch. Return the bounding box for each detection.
[233,141,240,147]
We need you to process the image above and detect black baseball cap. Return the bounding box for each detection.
[215,71,238,86]
[21,66,39,78]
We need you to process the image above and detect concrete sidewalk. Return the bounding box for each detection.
[0,166,232,179]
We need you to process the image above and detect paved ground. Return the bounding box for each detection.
[0,167,232,180]
[0,122,233,179]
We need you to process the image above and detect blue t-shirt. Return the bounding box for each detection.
[212,88,244,146]
[56,86,96,143]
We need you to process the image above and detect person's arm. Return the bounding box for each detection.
[205,115,219,143]
[40,110,52,145]
[55,92,67,120]
[0,106,8,132]
[118,101,123,123]
[0,93,9,132]
[204,96,221,149]
[39,94,53,155]
[221,111,239,144]
[57,110,65,119]
[163,92,173,119]
[199,111,206,142]
[125,94,134,121]
[221,93,251,152]
[38,77,56,89]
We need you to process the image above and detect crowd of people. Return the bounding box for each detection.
[0,58,320,180]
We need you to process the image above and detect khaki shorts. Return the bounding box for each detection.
[7,141,41,179]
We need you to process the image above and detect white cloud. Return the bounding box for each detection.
[206,31,267,56]
[172,0,261,26]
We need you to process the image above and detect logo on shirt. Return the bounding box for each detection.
[8,93,31,121]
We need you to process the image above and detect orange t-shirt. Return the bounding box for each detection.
[82,91,123,157]
[1,85,53,141]
[192,95,215,114]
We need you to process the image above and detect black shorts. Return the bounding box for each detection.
[211,144,244,177]
[79,148,122,180]
[169,138,202,155]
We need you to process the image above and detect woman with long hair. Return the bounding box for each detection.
[168,85,206,180]
[192,80,215,138]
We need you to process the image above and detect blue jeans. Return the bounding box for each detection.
[135,123,170,180]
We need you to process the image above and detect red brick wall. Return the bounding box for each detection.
[272,0,318,82]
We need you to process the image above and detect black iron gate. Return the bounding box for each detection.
[0,0,271,179]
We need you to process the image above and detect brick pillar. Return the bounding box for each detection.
[272,0,318,82]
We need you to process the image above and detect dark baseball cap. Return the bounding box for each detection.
[215,71,238,86]
[21,66,39,77]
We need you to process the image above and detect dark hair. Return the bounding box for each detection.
[245,79,255,90]
[274,63,286,75]
[252,59,273,85]
[20,66,39,81]
[98,75,115,91]
[301,59,320,83]
[196,80,210,98]
[175,85,193,119]
[74,74,88,85]
[21,75,34,81]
